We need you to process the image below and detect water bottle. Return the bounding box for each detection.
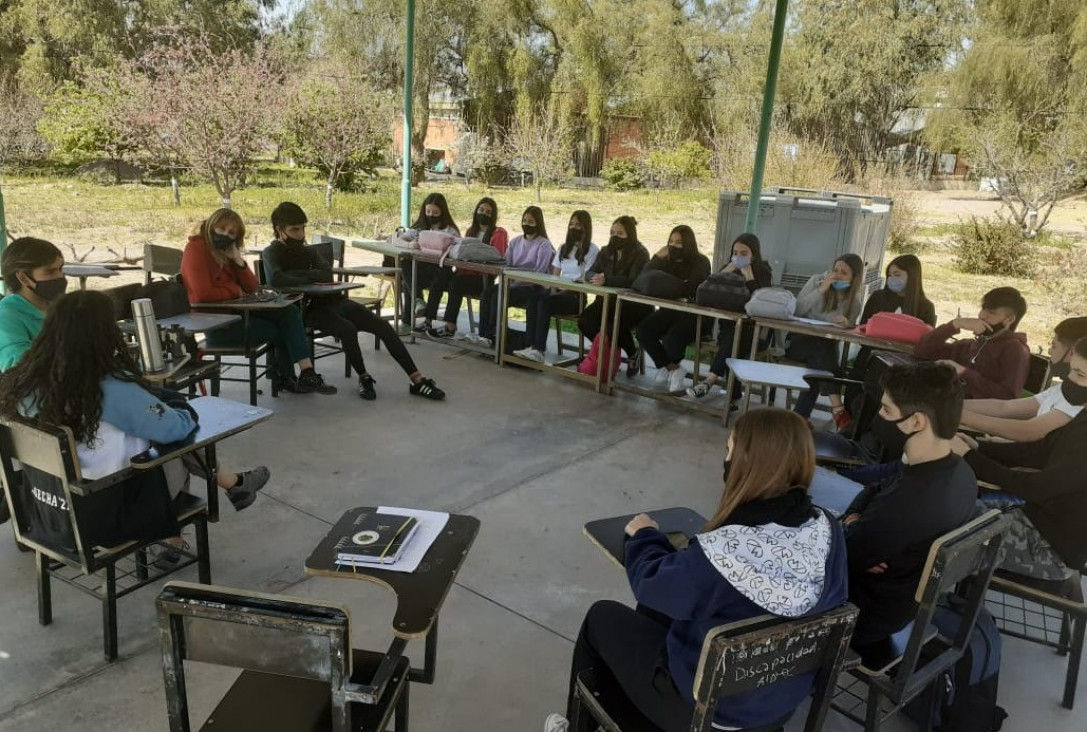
[131,298,165,373]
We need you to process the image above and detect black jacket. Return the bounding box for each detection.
[643,251,711,298]
[844,453,978,646]
[263,239,332,286]
[587,240,650,288]
[965,410,1087,570]
[860,288,937,326]
[741,260,774,293]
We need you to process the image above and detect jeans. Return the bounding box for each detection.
[708,320,763,401]
[206,305,309,381]
[445,273,489,325]
[785,333,840,417]
[526,290,581,352]
[306,299,418,378]
[479,283,538,340]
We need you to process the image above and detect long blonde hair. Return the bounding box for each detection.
[195,208,246,269]
[705,409,815,531]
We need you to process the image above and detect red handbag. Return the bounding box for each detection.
[577,333,621,381]
[857,312,933,344]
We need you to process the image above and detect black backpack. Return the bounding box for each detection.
[131,279,191,319]
[695,270,750,312]
[906,597,1008,731]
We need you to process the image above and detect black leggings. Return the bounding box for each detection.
[578,297,652,358]
[306,299,418,378]
[636,309,698,369]
[567,600,693,732]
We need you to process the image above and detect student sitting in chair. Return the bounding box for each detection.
[545,409,848,732]
[953,336,1087,582]
[0,291,237,561]
[960,316,1087,442]
[181,207,336,395]
[405,192,461,332]
[914,286,1029,400]
[841,362,977,656]
[263,202,445,401]
[0,240,268,516]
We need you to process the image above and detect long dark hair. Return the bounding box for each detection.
[411,192,459,233]
[0,291,148,446]
[669,225,699,258]
[884,254,930,317]
[731,232,764,265]
[821,253,864,318]
[521,205,548,241]
[704,409,814,531]
[560,210,593,264]
[466,196,499,243]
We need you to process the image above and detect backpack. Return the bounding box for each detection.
[418,229,456,255]
[131,279,190,318]
[695,271,751,312]
[905,597,1007,732]
[744,287,796,320]
[442,237,504,265]
[631,269,685,300]
[857,312,933,344]
[577,333,621,382]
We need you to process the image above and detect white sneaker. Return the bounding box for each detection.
[522,348,545,363]
[544,713,569,732]
[668,368,687,392]
[414,298,427,315]
[654,367,671,384]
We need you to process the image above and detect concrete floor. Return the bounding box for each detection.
[0,331,1084,731]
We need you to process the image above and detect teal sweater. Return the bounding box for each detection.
[0,294,44,371]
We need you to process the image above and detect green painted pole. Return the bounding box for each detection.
[745,0,790,234]
[401,0,416,228]
[0,177,7,294]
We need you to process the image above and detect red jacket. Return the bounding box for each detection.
[181,235,258,303]
[913,321,1030,399]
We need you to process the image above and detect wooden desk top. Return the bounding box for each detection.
[129,397,273,471]
[63,264,117,278]
[277,282,364,295]
[331,265,399,277]
[583,507,708,567]
[351,238,415,258]
[191,293,302,310]
[305,508,480,640]
[751,316,915,354]
[615,291,747,322]
[725,358,834,390]
[503,269,623,296]
[408,249,506,276]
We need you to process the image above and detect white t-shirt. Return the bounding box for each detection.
[1033,383,1082,419]
[552,242,600,281]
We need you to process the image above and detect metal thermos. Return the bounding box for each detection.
[131,298,165,373]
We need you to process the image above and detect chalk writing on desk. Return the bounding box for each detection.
[724,624,833,689]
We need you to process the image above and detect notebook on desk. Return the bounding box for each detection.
[333,512,419,566]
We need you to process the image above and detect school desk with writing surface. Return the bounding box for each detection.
[608,291,747,424]
[304,507,480,688]
[747,316,915,365]
[583,507,709,567]
[500,270,626,393]
[351,238,418,335]
[129,396,273,522]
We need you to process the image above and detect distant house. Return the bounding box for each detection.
[885,107,972,181]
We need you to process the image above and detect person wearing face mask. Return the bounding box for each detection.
[840,362,977,655]
[959,317,1087,442]
[634,225,711,392]
[181,207,336,395]
[0,237,68,371]
[577,216,651,373]
[858,254,936,326]
[687,233,773,401]
[404,193,461,333]
[262,202,445,401]
[424,197,509,340]
[787,254,865,427]
[953,336,1087,582]
[514,210,599,361]
[914,286,1030,400]
[477,205,554,346]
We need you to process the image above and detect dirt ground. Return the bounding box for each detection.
[912,188,1087,238]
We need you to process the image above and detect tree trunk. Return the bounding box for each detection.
[170,175,181,206]
[325,181,334,210]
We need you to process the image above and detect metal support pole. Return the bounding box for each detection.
[745,0,790,235]
[0,176,8,294]
[400,0,416,228]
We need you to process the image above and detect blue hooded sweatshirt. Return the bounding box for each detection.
[624,492,849,730]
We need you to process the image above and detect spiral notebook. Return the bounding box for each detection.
[333,512,420,566]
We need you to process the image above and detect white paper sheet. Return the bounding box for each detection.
[360,506,450,573]
[789,316,839,327]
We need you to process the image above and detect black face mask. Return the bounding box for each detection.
[722,457,732,484]
[668,247,684,262]
[870,412,920,454]
[1050,358,1072,380]
[522,224,538,237]
[211,233,236,250]
[426,214,442,227]
[610,235,629,249]
[281,234,306,247]
[983,322,1006,337]
[565,229,582,247]
[30,275,69,302]
[1061,379,1087,406]
[474,212,493,228]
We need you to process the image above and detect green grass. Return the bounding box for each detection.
[2,165,1078,351]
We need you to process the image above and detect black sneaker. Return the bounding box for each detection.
[626,348,643,378]
[277,375,304,393]
[409,377,445,401]
[227,485,257,511]
[427,324,455,338]
[298,369,337,395]
[358,374,377,400]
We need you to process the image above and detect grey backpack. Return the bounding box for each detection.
[744,287,797,320]
[442,237,505,265]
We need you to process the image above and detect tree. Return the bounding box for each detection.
[0,81,47,168]
[927,0,1087,234]
[280,67,393,209]
[38,80,135,180]
[505,100,573,201]
[452,123,509,189]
